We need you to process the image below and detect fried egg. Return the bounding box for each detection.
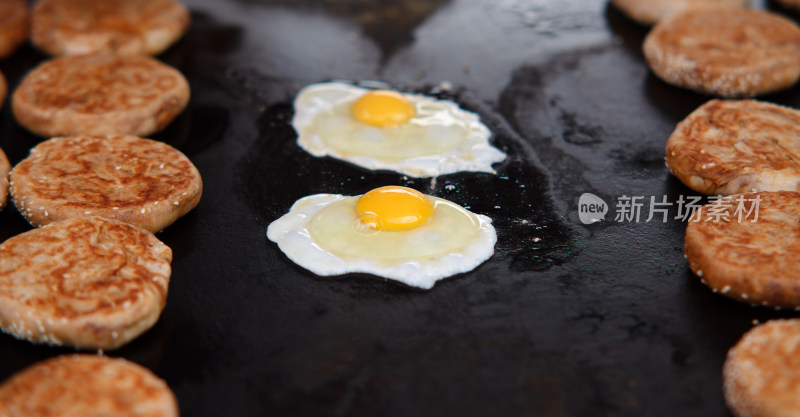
[292,82,507,178]
[266,186,496,289]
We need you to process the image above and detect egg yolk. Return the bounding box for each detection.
[356,186,434,231]
[351,90,416,128]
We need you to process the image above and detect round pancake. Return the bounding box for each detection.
[12,54,190,138]
[684,191,800,309]
[0,146,9,210]
[31,0,190,57]
[0,0,28,59]
[643,9,800,98]
[0,354,178,417]
[723,319,800,417]
[0,216,172,350]
[610,0,747,26]
[9,134,202,233]
[666,100,800,196]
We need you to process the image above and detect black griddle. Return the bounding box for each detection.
[0,1,798,416]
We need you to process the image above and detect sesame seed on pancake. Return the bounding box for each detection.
[610,0,747,26]
[723,319,800,417]
[0,146,9,210]
[0,216,172,350]
[0,354,179,417]
[684,191,800,309]
[0,0,29,59]
[643,9,800,98]
[666,100,800,196]
[9,134,202,233]
[31,0,190,57]
[12,54,190,138]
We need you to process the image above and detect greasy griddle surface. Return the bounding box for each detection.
[0,1,797,416]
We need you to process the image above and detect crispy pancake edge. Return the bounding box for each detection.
[665,99,800,196]
[643,9,800,97]
[31,0,190,57]
[9,134,202,232]
[0,216,172,350]
[723,319,800,417]
[0,354,179,417]
[684,191,800,309]
[11,54,190,138]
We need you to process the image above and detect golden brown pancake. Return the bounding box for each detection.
[12,54,190,138]
[31,0,190,57]
[643,9,800,97]
[610,0,747,26]
[0,216,172,350]
[9,134,202,233]
[684,191,800,309]
[666,100,800,196]
[0,354,179,417]
[723,319,800,417]
[0,0,29,59]
[0,146,8,210]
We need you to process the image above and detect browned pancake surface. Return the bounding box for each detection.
[10,134,202,233]
[610,0,747,26]
[643,9,800,97]
[0,0,29,59]
[0,146,8,210]
[724,319,800,417]
[0,217,172,350]
[685,191,800,309]
[666,100,800,195]
[0,354,179,417]
[32,0,189,56]
[12,54,190,137]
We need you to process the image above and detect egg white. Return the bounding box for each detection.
[292,82,507,178]
[266,193,497,289]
